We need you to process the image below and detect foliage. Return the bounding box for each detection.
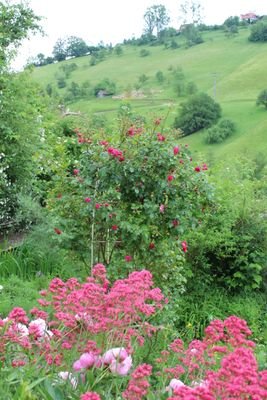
[174,93,221,135]
[139,49,150,57]
[249,21,267,42]
[66,36,88,58]
[0,70,49,229]
[181,24,204,47]
[205,118,235,144]
[0,1,41,64]
[143,4,170,37]
[185,158,267,291]
[180,0,203,25]
[93,78,116,96]
[155,70,165,83]
[223,16,240,28]
[256,89,267,108]
[114,45,123,56]
[47,120,212,295]
[0,267,266,399]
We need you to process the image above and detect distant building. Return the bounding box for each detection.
[240,13,261,23]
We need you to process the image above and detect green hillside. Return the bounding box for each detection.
[32,28,267,161]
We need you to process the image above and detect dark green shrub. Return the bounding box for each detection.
[57,77,66,88]
[206,118,235,144]
[249,21,267,42]
[256,89,267,108]
[94,78,116,96]
[140,48,150,57]
[155,70,164,83]
[185,159,267,291]
[173,93,221,135]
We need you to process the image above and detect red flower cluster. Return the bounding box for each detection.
[107,147,124,161]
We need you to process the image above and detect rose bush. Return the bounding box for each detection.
[48,120,213,292]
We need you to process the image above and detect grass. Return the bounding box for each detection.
[31,27,267,162]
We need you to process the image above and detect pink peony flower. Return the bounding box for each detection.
[167,175,174,182]
[95,203,101,209]
[125,255,132,262]
[110,355,132,375]
[73,169,80,175]
[102,347,132,375]
[84,197,91,203]
[194,166,201,172]
[166,378,185,392]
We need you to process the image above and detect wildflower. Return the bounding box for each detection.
[125,255,132,262]
[149,242,155,250]
[194,166,201,172]
[167,175,174,182]
[73,169,80,175]
[95,203,101,209]
[84,197,91,203]
[154,118,161,125]
[54,228,62,235]
[172,219,179,227]
[80,393,101,400]
[202,163,208,171]
[111,225,118,231]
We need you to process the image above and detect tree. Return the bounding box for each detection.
[0,2,46,228]
[143,4,170,37]
[66,36,88,57]
[180,0,203,25]
[182,24,203,46]
[0,1,40,64]
[174,93,221,135]
[52,38,68,61]
[256,89,267,108]
[249,21,267,42]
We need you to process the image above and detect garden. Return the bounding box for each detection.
[0,2,267,399]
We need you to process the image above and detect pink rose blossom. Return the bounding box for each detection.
[173,146,180,155]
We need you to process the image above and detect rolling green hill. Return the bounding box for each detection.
[32,28,267,162]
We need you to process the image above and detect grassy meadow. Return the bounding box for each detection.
[32,27,267,161]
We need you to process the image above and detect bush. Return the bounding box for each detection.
[155,70,165,83]
[173,93,221,135]
[206,118,235,144]
[185,158,267,291]
[256,89,267,108]
[249,21,267,42]
[48,120,212,294]
[93,78,116,96]
[139,48,150,57]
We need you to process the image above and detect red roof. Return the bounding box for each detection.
[241,13,258,19]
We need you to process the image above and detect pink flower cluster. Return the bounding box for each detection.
[160,316,267,399]
[123,363,152,400]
